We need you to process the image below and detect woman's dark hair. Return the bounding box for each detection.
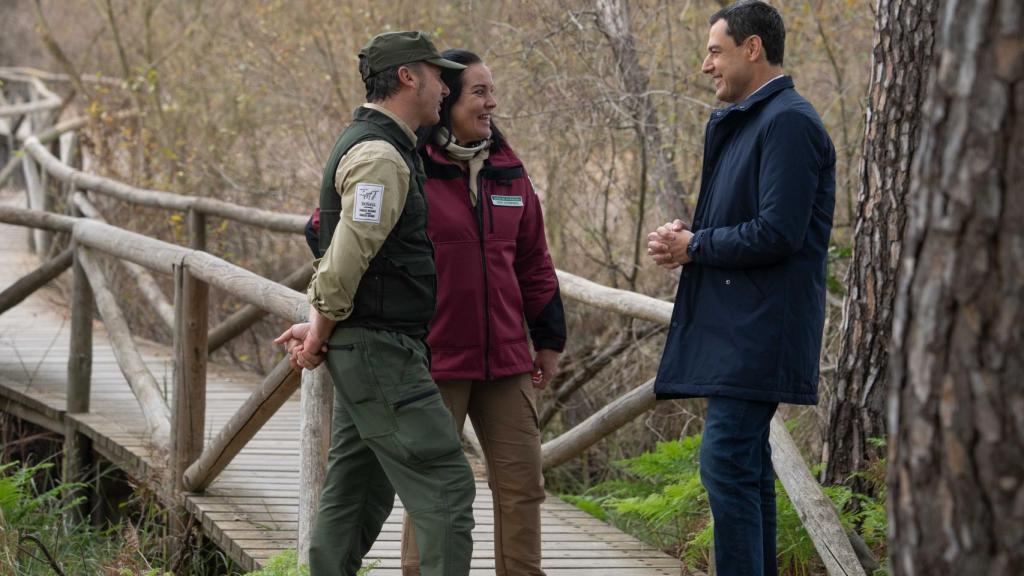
[419,49,506,152]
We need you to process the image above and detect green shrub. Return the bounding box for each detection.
[244,550,379,576]
[561,433,888,575]
[1,458,232,575]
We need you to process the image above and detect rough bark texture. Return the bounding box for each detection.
[888,1,1023,574]
[825,0,938,487]
[298,366,332,566]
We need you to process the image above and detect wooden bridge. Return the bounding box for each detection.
[0,68,866,575]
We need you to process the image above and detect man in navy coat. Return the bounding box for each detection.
[647,2,835,575]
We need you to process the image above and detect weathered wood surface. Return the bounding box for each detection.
[769,417,866,576]
[21,144,50,253]
[542,378,656,470]
[0,246,72,314]
[73,192,175,331]
[0,206,307,324]
[67,245,92,414]
[298,365,331,565]
[0,191,680,574]
[171,261,209,495]
[67,215,308,322]
[0,97,60,118]
[0,202,864,574]
[556,269,673,325]
[0,204,76,231]
[23,137,307,233]
[183,358,301,492]
[75,246,171,447]
[0,66,123,88]
[208,264,312,354]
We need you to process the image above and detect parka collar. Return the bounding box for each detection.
[715,75,794,118]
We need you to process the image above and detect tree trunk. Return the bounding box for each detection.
[595,0,689,223]
[824,0,938,487]
[888,1,1023,574]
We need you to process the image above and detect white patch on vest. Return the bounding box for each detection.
[352,183,384,224]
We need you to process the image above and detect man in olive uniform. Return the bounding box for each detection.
[275,31,475,576]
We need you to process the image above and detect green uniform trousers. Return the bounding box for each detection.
[309,326,476,576]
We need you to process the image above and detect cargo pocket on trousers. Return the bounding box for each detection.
[327,343,398,439]
[392,389,462,463]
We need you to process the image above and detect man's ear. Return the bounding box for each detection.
[397,64,419,89]
[745,35,764,62]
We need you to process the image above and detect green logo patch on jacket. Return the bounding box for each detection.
[490,195,524,207]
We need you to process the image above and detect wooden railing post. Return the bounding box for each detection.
[64,242,94,521]
[171,260,208,495]
[188,208,206,251]
[21,143,49,253]
[298,365,332,565]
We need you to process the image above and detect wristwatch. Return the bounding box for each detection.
[686,231,701,260]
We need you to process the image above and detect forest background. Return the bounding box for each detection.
[0,0,877,573]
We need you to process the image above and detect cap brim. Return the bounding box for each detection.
[426,57,466,71]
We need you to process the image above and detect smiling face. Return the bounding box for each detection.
[449,63,497,143]
[701,19,757,104]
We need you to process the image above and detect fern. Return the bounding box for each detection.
[560,433,890,575]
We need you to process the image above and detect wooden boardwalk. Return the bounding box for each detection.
[0,189,679,574]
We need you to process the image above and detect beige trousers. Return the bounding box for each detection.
[401,373,547,576]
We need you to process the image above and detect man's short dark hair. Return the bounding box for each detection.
[360,59,424,102]
[710,1,786,66]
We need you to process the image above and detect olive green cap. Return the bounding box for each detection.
[358,31,465,81]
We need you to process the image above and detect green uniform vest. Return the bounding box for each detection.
[318,107,435,336]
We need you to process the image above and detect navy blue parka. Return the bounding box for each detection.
[654,76,836,405]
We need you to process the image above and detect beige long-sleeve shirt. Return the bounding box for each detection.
[306,104,417,321]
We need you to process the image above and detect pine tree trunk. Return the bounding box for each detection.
[823,0,938,488]
[888,1,1023,574]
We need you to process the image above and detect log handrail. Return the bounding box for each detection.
[0,75,61,118]
[73,191,176,331]
[0,66,124,88]
[0,246,73,314]
[23,137,307,233]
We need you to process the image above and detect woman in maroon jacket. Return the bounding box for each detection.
[410,49,566,576]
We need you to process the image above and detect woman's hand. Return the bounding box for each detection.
[532,349,561,390]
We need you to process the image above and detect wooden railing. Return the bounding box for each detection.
[0,70,867,576]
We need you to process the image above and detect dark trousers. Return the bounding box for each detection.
[700,396,779,576]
